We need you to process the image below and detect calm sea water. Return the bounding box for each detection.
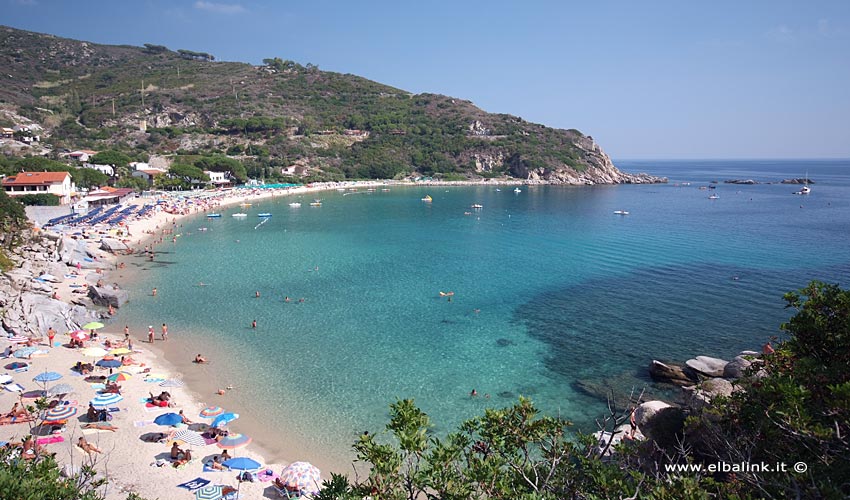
[112,159,850,469]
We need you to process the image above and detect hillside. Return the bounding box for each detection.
[0,25,663,184]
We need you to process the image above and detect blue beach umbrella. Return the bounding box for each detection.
[90,393,123,408]
[211,412,239,428]
[96,358,122,368]
[33,371,63,383]
[222,457,262,471]
[153,412,183,427]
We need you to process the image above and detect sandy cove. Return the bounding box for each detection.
[1,182,396,499]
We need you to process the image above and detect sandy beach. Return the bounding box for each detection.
[0,181,394,499]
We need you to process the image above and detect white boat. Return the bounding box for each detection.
[613,210,629,215]
[232,213,248,218]
[514,188,522,193]
[421,195,433,202]
[471,204,483,209]
[289,202,301,207]
[207,213,222,218]
[309,201,322,207]
[708,194,719,200]
[799,185,811,195]
[257,213,272,217]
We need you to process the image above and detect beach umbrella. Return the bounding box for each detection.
[199,405,225,418]
[33,371,63,383]
[5,335,28,343]
[222,457,262,471]
[96,358,122,368]
[109,347,132,356]
[173,429,207,447]
[46,383,75,397]
[82,322,105,330]
[79,347,107,358]
[44,406,78,421]
[216,433,252,450]
[0,374,12,385]
[159,379,185,388]
[5,361,27,370]
[14,347,39,358]
[90,393,123,408]
[194,485,223,500]
[106,372,132,382]
[153,412,183,427]
[279,461,322,496]
[211,412,239,428]
[69,331,90,342]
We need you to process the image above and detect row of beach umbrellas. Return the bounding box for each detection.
[192,461,321,499]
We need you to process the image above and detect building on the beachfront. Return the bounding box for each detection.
[204,170,231,186]
[131,169,166,186]
[2,171,76,204]
[82,163,115,176]
[82,187,135,207]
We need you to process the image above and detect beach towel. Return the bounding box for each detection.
[203,464,226,473]
[177,477,210,491]
[90,383,105,390]
[134,420,154,427]
[143,378,165,383]
[4,383,24,392]
[36,435,65,446]
[257,469,279,483]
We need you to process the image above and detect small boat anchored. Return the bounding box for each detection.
[708,194,720,200]
[309,199,322,206]
[232,213,248,218]
[514,188,522,193]
[421,195,433,202]
[613,210,629,215]
[206,213,222,218]
[471,204,483,209]
[257,213,272,217]
[289,202,301,207]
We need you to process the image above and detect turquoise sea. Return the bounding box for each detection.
[112,159,850,470]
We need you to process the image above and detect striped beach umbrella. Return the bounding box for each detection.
[194,485,223,500]
[46,383,75,397]
[173,429,207,447]
[69,331,90,342]
[90,393,123,408]
[106,371,132,382]
[79,347,107,358]
[159,379,185,388]
[216,433,252,450]
[109,347,132,356]
[44,405,78,421]
[199,405,224,418]
[279,461,322,496]
[5,335,28,343]
[33,371,63,383]
[14,347,39,358]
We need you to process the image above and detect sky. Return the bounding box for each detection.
[4,0,850,159]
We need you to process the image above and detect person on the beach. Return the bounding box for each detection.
[108,304,115,315]
[161,323,168,341]
[148,326,155,343]
[78,437,102,455]
[762,342,775,354]
[47,327,55,348]
[179,410,192,425]
[219,449,231,461]
[629,406,638,439]
[123,325,129,340]
[173,449,192,467]
[252,319,256,329]
[170,441,182,459]
[194,354,207,364]
[209,455,225,470]
[152,287,157,296]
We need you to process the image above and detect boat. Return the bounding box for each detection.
[421,195,433,202]
[381,188,390,192]
[471,204,483,209]
[495,188,501,192]
[795,173,811,195]
[613,210,629,215]
[708,194,720,200]
[289,202,301,207]
[514,188,522,193]
[257,213,272,217]
[232,213,248,218]
[309,201,322,207]
[206,213,222,218]
[239,203,252,207]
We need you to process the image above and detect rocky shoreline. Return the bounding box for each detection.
[1,229,126,338]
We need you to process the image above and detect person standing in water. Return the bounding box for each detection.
[251,319,257,329]
[148,326,155,343]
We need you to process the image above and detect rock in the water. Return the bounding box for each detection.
[635,401,685,450]
[100,238,130,253]
[685,356,729,378]
[649,360,696,385]
[87,285,129,308]
[685,378,735,410]
[723,355,753,379]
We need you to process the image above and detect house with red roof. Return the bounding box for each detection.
[2,171,76,204]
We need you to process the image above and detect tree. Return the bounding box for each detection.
[194,155,246,182]
[71,167,109,190]
[0,189,28,250]
[90,151,131,178]
[168,163,209,186]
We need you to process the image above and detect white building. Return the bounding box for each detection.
[82,163,115,176]
[2,171,76,204]
[204,170,230,186]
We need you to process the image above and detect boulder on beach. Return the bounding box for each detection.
[88,285,129,308]
[685,377,736,410]
[685,356,729,378]
[100,238,130,253]
[723,355,754,379]
[635,401,685,449]
[648,360,696,385]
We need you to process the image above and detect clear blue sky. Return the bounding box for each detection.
[4,0,849,159]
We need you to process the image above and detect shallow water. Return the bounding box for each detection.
[111,159,850,472]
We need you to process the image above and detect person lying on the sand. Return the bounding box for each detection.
[82,422,118,431]
[5,402,28,418]
[172,448,192,467]
[208,455,225,470]
[78,437,102,455]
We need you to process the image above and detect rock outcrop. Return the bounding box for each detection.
[685,356,729,378]
[635,401,685,449]
[649,360,696,385]
[100,238,130,254]
[88,285,129,308]
[723,355,755,379]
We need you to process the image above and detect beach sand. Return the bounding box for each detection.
[1,182,392,498]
